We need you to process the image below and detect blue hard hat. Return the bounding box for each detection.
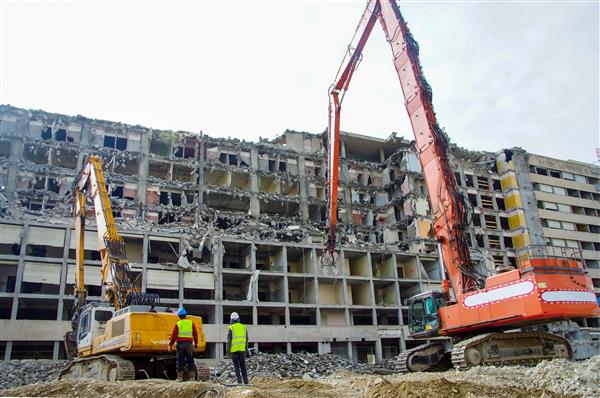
[177,308,187,317]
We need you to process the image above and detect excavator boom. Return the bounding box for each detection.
[327,0,481,294]
[327,0,600,370]
[73,155,158,310]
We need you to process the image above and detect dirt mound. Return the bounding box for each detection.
[367,378,571,398]
[462,355,600,397]
[2,356,597,398]
[0,379,219,398]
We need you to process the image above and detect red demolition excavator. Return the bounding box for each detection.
[326,0,600,371]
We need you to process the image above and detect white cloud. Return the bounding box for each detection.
[1,0,598,162]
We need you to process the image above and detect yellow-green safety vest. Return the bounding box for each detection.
[177,319,193,339]
[228,323,247,353]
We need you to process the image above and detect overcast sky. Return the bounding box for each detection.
[1,1,598,163]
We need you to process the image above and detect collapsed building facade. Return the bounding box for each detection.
[0,105,598,361]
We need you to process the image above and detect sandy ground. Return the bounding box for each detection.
[2,356,598,398]
[0,370,590,398]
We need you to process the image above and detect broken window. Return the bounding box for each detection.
[465,174,474,187]
[468,193,478,207]
[480,195,494,210]
[55,129,67,142]
[535,167,548,176]
[484,215,498,229]
[549,170,561,178]
[488,235,501,249]
[475,234,484,248]
[184,147,195,158]
[171,192,182,206]
[104,135,128,151]
[454,172,462,186]
[174,146,196,159]
[104,136,115,148]
[228,154,238,165]
[476,176,489,190]
[47,178,60,194]
[111,185,124,198]
[496,197,505,210]
[492,178,501,191]
[34,176,45,190]
[159,192,170,205]
[41,127,52,140]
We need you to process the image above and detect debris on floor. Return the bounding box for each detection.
[0,360,68,390]
[1,355,598,398]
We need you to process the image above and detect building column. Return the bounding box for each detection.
[4,342,13,360]
[346,341,353,362]
[57,227,71,320]
[10,224,29,320]
[53,341,60,360]
[249,147,260,217]
[141,233,149,293]
[375,339,383,363]
[76,124,91,170]
[297,156,309,222]
[5,133,23,200]
[196,139,205,225]
[137,128,150,205]
[178,269,184,304]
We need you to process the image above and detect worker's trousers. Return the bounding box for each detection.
[176,341,195,373]
[231,352,249,384]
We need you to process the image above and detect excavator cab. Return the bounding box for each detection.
[75,303,114,353]
[407,291,447,338]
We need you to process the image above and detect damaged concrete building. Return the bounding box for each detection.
[0,105,598,362]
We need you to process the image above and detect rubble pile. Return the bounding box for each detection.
[523,356,600,397]
[0,360,68,390]
[464,356,600,398]
[215,353,373,381]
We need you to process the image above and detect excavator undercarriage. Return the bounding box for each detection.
[450,332,570,370]
[398,323,600,372]
[60,355,210,382]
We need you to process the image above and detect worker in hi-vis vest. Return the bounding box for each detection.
[168,307,199,381]
[226,312,249,384]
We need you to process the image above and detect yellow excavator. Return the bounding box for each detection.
[60,155,209,381]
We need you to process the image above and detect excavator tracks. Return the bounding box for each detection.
[59,355,136,381]
[451,332,570,370]
[397,342,448,372]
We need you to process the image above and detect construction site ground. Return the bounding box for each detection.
[1,356,599,398]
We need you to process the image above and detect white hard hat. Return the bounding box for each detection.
[230,312,240,321]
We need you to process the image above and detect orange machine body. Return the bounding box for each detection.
[440,258,599,335]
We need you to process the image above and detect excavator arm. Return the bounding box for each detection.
[327,0,484,294]
[73,155,158,310]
